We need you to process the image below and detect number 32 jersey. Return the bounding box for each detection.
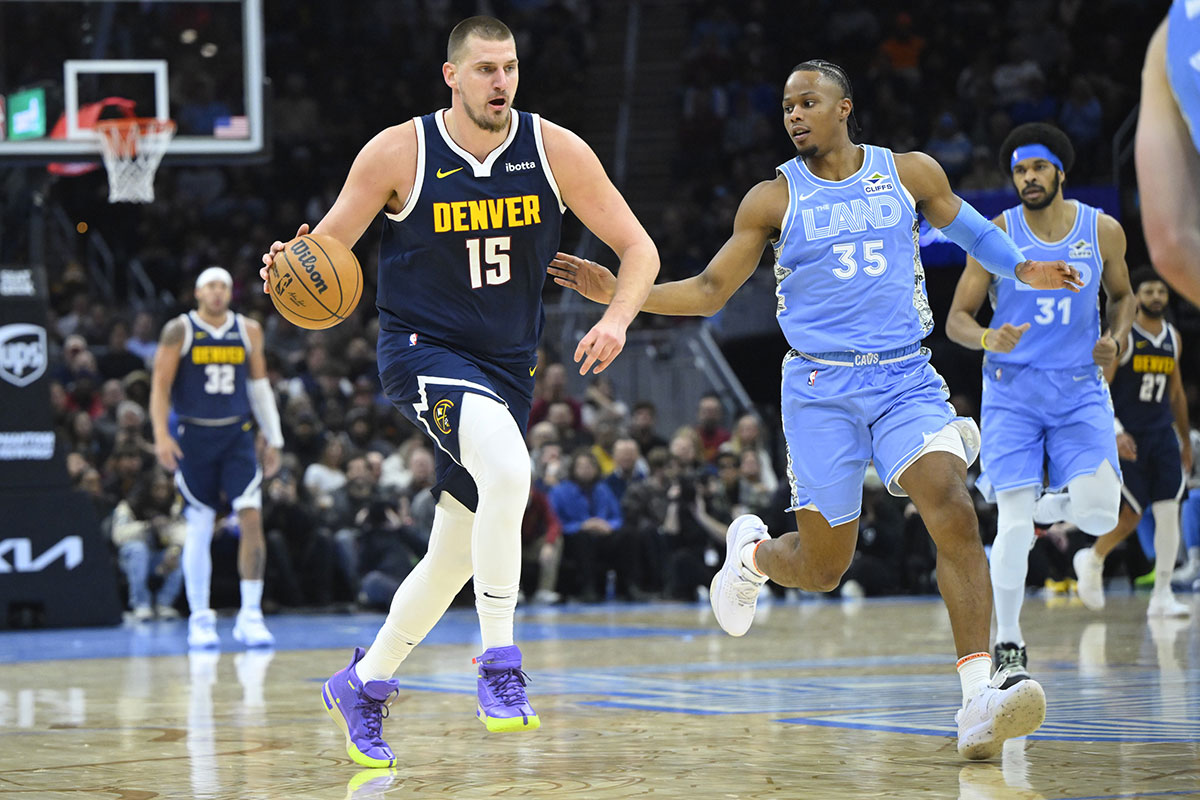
[376,109,564,369]
[986,200,1103,370]
[171,311,252,421]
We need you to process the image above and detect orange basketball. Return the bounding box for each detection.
[268,233,363,330]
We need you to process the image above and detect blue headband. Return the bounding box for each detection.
[1010,143,1063,172]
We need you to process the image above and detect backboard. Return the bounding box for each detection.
[0,0,265,162]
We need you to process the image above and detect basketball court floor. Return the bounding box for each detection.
[1,592,1197,800]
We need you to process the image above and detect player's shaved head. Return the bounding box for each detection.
[447,16,514,64]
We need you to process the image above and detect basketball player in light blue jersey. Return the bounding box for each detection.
[946,123,1135,687]
[551,60,1082,760]
[1137,0,1200,307]
[150,267,285,650]
[260,17,658,767]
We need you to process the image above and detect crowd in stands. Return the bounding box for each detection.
[13,0,1189,618]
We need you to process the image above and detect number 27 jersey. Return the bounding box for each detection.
[376,109,564,369]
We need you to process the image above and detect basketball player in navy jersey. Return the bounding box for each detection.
[150,267,284,650]
[259,17,658,767]
[1136,0,1200,307]
[945,123,1135,686]
[1072,268,1192,617]
[551,60,1080,759]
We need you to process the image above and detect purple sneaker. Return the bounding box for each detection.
[322,647,400,767]
[474,645,540,732]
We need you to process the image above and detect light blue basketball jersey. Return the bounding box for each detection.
[986,201,1103,369]
[773,145,931,353]
[1167,0,1200,154]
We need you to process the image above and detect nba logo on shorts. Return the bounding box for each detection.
[432,398,454,434]
[409,333,419,346]
[809,370,818,386]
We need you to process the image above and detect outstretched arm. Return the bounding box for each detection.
[945,255,1030,353]
[1136,18,1200,308]
[149,318,185,471]
[550,177,784,317]
[543,120,660,374]
[896,151,1081,291]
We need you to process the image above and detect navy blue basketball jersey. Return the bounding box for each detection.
[171,311,252,421]
[1111,321,1179,434]
[987,201,1104,369]
[376,110,564,369]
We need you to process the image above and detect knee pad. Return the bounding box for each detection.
[1068,461,1121,535]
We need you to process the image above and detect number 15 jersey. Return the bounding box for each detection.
[986,200,1103,370]
[377,109,564,369]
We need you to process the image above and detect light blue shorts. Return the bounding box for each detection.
[979,358,1120,495]
[781,346,958,526]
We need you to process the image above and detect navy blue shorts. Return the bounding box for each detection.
[175,418,261,512]
[1120,426,1186,514]
[379,335,535,512]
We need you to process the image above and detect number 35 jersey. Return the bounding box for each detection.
[986,200,1103,370]
[1110,322,1179,435]
[376,109,564,369]
[171,310,252,421]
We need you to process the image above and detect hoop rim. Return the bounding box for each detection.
[94,117,177,135]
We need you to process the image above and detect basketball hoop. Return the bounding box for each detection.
[95,117,176,203]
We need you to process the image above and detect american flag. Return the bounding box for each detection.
[214,115,249,139]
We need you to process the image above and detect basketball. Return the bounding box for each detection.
[268,233,363,330]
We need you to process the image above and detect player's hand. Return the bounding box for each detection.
[549,252,617,305]
[1093,334,1119,367]
[154,436,183,472]
[259,223,310,294]
[1116,432,1138,462]
[1015,259,1083,292]
[984,322,1030,353]
[574,316,626,376]
[262,445,282,479]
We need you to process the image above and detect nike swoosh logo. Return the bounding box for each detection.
[482,592,511,599]
[436,166,464,178]
[798,190,820,201]
[529,366,537,376]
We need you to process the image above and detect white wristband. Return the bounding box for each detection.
[248,377,284,448]
[1113,416,1125,436]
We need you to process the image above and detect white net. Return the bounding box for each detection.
[95,118,176,203]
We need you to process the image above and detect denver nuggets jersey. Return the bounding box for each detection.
[1110,322,1179,434]
[172,311,251,421]
[376,110,564,368]
[1168,0,1200,153]
[987,201,1103,369]
[774,145,931,353]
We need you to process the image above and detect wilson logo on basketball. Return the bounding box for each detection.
[289,239,329,293]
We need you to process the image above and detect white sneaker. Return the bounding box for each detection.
[1171,557,1200,586]
[710,514,770,637]
[156,604,181,620]
[188,609,220,649]
[955,671,1046,760]
[1072,548,1105,611]
[233,609,275,648]
[1147,590,1191,618]
[130,605,153,622]
[533,589,561,605]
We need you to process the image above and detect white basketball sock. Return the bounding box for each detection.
[1151,499,1182,594]
[458,392,531,651]
[991,487,1037,647]
[957,652,992,704]
[239,580,263,613]
[356,494,476,682]
[182,505,217,615]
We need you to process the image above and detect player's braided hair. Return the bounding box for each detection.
[998,122,1076,174]
[790,59,861,137]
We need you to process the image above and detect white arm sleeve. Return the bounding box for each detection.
[248,377,284,448]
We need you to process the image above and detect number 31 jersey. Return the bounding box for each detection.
[986,200,1103,370]
[376,109,564,369]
